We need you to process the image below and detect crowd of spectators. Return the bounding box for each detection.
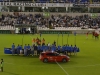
[0,13,100,29]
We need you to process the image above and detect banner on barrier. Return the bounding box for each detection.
[0,2,73,7]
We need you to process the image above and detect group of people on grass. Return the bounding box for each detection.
[11,37,80,56]
[86,30,99,39]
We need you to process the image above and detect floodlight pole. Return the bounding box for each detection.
[74,36,76,45]
[67,32,69,45]
[22,27,24,48]
[62,32,63,46]
[57,38,58,46]
[67,36,68,45]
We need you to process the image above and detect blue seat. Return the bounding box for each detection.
[4,48,12,54]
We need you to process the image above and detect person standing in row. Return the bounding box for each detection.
[27,44,31,56]
[24,44,27,56]
[17,44,20,55]
[12,43,15,55]
[20,45,23,56]
[31,44,34,56]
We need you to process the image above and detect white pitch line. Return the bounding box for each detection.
[4,62,15,65]
[63,64,100,69]
[29,35,33,39]
[4,61,100,69]
[4,62,32,67]
[55,61,69,75]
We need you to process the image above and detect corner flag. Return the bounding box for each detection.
[74,31,76,45]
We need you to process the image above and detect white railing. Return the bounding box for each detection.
[0,26,15,30]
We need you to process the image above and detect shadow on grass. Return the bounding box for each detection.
[69,55,91,58]
[42,61,70,65]
[4,71,19,75]
[2,54,39,58]
[3,54,83,58]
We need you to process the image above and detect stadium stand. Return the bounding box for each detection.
[0,13,99,30]
[0,0,100,33]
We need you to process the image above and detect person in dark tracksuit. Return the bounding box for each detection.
[0,59,3,72]
[37,45,41,55]
[53,41,56,46]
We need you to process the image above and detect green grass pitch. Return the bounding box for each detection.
[0,34,100,75]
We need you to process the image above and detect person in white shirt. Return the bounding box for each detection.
[48,42,50,46]
[48,42,50,50]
